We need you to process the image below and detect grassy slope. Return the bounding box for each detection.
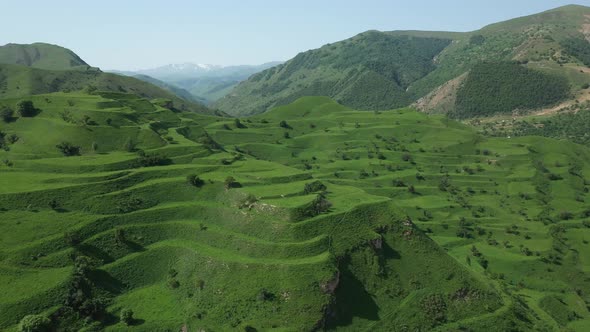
[1,95,590,330]
[217,5,590,118]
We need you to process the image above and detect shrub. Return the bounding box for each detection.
[303,180,327,194]
[48,199,60,210]
[393,179,406,187]
[18,315,51,332]
[136,153,171,167]
[283,132,290,139]
[64,231,81,246]
[420,294,447,324]
[16,100,37,117]
[56,142,81,156]
[186,174,205,187]
[120,308,134,326]
[0,105,13,122]
[279,120,291,129]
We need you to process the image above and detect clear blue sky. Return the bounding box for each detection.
[1,0,588,70]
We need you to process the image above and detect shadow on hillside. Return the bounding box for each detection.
[89,269,126,294]
[77,243,115,263]
[326,258,380,329]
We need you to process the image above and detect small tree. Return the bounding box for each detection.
[303,180,327,194]
[18,314,51,332]
[120,308,134,326]
[0,106,13,122]
[186,174,205,187]
[283,132,290,139]
[224,176,235,189]
[48,199,60,210]
[16,100,36,117]
[279,120,291,129]
[123,138,136,152]
[56,142,81,156]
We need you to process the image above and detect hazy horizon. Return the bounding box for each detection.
[1,0,588,70]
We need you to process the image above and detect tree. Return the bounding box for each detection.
[16,100,36,117]
[120,308,134,326]
[186,174,205,187]
[0,106,13,122]
[91,142,98,152]
[48,199,60,210]
[279,120,291,129]
[56,142,81,156]
[224,176,238,189]
[18,315,51,332]
[303,180,327,194]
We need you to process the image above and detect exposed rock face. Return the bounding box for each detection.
[369,236,383,250]
[321,271,340,294]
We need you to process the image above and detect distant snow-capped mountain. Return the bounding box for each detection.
[108,61,282,104]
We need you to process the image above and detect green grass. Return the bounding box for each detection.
[1,94,590,331]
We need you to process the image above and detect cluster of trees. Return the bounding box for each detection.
[508,109,590,146]
[561,37,590,67]
[1,100,38,122]
[453,62,569,118]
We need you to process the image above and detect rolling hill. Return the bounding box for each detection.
[216,5,590,118]
[1,94,589,330]
[0,42,90,71]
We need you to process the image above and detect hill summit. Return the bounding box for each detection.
[0,42,90,70]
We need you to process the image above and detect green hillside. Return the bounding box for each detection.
[217,5,590,117]
[216,32,452,116]
[0,64,213,115]
[0,43,90,71]
[1,95,590,330]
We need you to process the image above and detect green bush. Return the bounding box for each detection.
[187,174,205,187]
[56,142,81,156]
[303,180,327,194]
[16,100,37,117]
[120,308,134,326]
[18,315,51,332]
[0,105,13,122]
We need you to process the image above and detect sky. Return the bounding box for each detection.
[1,0,588,70]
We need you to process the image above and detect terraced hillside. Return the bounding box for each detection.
[1,95,590,331]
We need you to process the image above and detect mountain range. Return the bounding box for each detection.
[110,62,281,104]
[215,4,590,117]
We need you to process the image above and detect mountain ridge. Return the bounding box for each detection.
[215,4,590,117]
